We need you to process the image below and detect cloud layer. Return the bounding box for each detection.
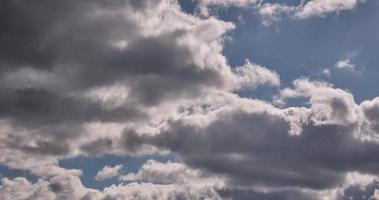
[0,0,378,199]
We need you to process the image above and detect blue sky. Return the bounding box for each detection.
[178,0,379,104]
[221,0,379,102]
[59,154,175,190]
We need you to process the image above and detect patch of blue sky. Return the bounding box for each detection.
[59,154,176,190]
[213,0,379,102]
[179,0,196,14]
[0,164,39,183]
[264,0,303,6]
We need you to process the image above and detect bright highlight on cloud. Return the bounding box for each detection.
[0,0,378,200]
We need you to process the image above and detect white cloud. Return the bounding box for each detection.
[296,0,362,19]
[335,59,356,71]
[0,170,223,200]
[195,0,366,25]
[95,164,123,181]
[233,60,280,89]
[120,160,224,187]
[322,68,331,77]
[258,3,296,26]
[278,78,360,126]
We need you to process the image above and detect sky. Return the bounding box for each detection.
[1,0,379,199]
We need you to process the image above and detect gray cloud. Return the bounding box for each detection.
[361,97,379,134]
[0,173,223,200]
[122,104,379,190]
[217,188,318,200]
[0,0,280,168]
[0,88,143,127]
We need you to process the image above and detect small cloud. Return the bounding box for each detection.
[237,14,245,25]
[257,3,295,26]
[335,59,355,71]
[295,0,362,19]
[95,164,123,181]
[322,68,331,77]
[234,59,280,90]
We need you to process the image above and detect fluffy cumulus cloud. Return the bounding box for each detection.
[295,0,363,19]
[95,165,123,181]
[121,78,379,199]
[0,172,223,200]
[1,0,379,200]
[0,159,226,199]
[233,60,280,89]
[0,0,258,175]
[122,89,379,189]
[269,0,364,25]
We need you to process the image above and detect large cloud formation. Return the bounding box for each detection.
[0,0,378,200]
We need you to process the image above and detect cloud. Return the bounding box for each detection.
[95,165,123,181]
[2,171,378,200]
[0,174,101,200]
[195,0,259,16]
[0,0,252,174]
[322,68,332,77]
[335,59,356,71]
[257,3,296,26]
[277,79,360,126]
[296,0,363,19]
[193,0,366,25]
[217,188,318,200]
[233,60,280,89]
[0,0,284,179]
[337,179,379,200]
[264,0,364,24]
[120,160,197,184]
[121,80,379,192]
[120,160,223,187]
[361,97,379,134]
[0,171,223,200]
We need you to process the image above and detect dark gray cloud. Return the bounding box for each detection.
[0,0,138,70]
[80,139,114,156]
[122,110,379,190]
[82,34,225,105]
[0,88,144,127]
[0,0,234,134]
[0,0,238,162]
[0,0,228,97]
[217,188,317,200]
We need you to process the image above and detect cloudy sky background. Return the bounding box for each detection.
[1,0,379,199]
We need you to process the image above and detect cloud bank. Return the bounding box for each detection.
[0,0,378,199]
